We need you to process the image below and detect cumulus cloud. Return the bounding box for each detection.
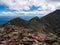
[0,0,60,16]
[47,0,60,2]
[0,0,30,10]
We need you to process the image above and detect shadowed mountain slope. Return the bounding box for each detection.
[3,17,29,28]
[41,10,60,36]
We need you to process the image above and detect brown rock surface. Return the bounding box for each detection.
[0,24,60,45]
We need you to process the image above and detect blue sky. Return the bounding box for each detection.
[0,4,18,12]
[0,0,60,16]
[23,5,40,12]
[0,0,60,25]
[0,4,40,12]
[0,4,42,16]
[0,3,42,20]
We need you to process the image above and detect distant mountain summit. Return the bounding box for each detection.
[3,17,29,28]
[29,17,40,22]
[29,17,43,32]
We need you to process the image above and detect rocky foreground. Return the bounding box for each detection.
[0,24,60,45]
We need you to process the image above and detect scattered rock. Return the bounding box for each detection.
[0,24,60,45]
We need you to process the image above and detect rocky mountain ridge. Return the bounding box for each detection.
[0,10,60,45]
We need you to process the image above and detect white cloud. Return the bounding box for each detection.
[0,0,60,16]
[0,11,45,16]
[0,0,31,10]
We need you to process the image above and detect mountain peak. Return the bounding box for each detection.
[55,9,60,12]
[53,9,60,14]
[3,17,29,27]
[12,17,25,21]
[33,16,39,19]
[29,17,40,22]
[43,9,60,18]
[14,17,20,19]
